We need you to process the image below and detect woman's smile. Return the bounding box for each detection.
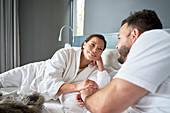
[88,51,96,57]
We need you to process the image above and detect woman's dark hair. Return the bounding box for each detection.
[121,9,163,34]
[81,34,107,51]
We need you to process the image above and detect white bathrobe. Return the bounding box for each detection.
[0,48,110,112]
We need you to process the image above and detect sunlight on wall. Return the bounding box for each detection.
[76,0,85,36]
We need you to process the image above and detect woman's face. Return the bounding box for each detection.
[83,37,105,61]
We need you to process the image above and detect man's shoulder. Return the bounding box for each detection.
[135,29,170,46]
[142,29,170,38]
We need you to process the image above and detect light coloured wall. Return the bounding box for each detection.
[84,0,170,35]
[19,0,72,65]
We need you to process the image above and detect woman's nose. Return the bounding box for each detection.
[92,47,97,52]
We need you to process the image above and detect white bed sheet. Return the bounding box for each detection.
[43,100,64,113]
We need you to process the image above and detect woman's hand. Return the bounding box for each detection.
[93,57,104,71]
[76,93,85,107]
[76,79,99,91]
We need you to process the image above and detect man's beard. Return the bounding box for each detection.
[117,45,130,64]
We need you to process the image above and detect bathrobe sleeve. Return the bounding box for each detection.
[0,61,45,89]
[38,48,71,100]
[88,70,110,89]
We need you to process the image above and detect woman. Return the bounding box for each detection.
[0,34,110,113]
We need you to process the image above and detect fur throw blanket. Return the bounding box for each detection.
[0,92,45,113]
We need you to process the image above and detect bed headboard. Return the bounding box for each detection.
[71,29,170,49]
[164,28,170,34]
[72,33,119,49]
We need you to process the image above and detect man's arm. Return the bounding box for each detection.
[80,78,149,113]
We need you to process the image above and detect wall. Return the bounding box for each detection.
[84,0,170,35]
[19,0,72,65]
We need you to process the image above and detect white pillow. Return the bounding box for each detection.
[101,49,121,78]
[64,43,81,50]
[64,43,72,48]
[102,49,121,70]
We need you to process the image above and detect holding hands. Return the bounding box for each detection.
[76,87,98,107]
[76,57,105,107]
[76,79,99,107]
[76,79,99,91]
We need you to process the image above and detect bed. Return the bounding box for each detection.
[1,29,170,113]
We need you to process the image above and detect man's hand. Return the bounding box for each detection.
[76,88,98,107]
[76,79,99,91]
[80,88,98,102]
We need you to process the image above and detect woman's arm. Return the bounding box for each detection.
[89,57,110,89]
[95,57,104,71]
[57,79,99,95]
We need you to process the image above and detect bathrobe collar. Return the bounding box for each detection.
[74,48,97,80]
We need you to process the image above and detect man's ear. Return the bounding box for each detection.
[131,28,140,43]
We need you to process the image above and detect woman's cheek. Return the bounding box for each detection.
[96,53,102,59]
[98,52,102,57]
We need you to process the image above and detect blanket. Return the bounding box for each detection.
[0,92,45,113]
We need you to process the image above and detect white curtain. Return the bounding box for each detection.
[0,0,20,73]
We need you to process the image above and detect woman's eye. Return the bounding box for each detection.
[91,43,95,46]
[99,48,103,51]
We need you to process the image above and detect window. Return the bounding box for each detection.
[73,0,85,36]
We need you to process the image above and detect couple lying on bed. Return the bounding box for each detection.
[0,34,111,113]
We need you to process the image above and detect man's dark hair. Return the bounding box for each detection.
[121,9,163,33]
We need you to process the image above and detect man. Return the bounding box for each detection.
[76,9,170,113]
